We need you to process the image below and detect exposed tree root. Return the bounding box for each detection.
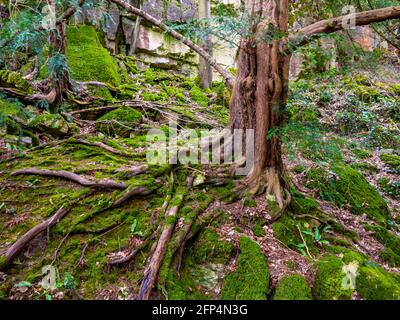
[110,185,157,209]
[171,202,224,272]
[138,205,180,300]
[0,192,92,271]
[138,172,184,300]
[11,168,127,190]
[242,167,291,222]
[71,138,133,158]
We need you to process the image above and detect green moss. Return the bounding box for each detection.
[66,26,120,87]
[351,84,380,102]
[288,105,319,123]
[378,177,400,199]
[189,85,209,107]
[272,213,319,255]
[352,148,372,159]
[0,70,32,92]
[380,154,400,173]
[96,106,142,137]
[313,254,354,300]
[273,275,312,300]
[0,255,7,269]
[116,83,140,100]
[356,266,400,300]
[289,191,319,215]
[380,248,400,268]
[27,112,77,136]
[192,229,233,265]
[305,163,389,222]
[365,225,400,260]
[221,236,269,300]
[141,91,168,102]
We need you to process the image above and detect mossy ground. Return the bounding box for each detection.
[273,274,312,300]
[1,34,400,300]
[220,236,269,300]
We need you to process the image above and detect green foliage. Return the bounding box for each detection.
[221,237,269,300]
[378,178,400,200]
[273,275,312,300]
[365,225,400,263]
[0,70,32,92]
[189,85,209,107]
[192,229,234,265]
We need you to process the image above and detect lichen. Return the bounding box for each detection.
[221,236,269,300]
[273,274,312,300]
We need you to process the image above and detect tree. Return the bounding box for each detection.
[109,0,400,220]
[0,0,86,108]
[198,0,213,88]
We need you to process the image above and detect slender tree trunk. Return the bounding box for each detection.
[198,0,213,88]
[230,0,291,219]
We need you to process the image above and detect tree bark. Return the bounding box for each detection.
[293,5,400,47]
[230,0,291,219]
[198,0,213,89]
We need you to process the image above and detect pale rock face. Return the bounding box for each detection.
[78,1,389,79]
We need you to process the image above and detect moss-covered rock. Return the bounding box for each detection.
[189,85,209,107]
[273,274,312,300]
[96,106,142,137]
[192,229,234,265]
[356,266,400,300]
[305,163,389,222]
[66,25,120,99]
[313,254,354,300]
[221,236,269,300]
[0,70,32,92]
[365,225,400,266]
[27,112,78,136]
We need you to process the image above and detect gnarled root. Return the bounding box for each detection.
[241,167,291,222]
[11,168,127,190]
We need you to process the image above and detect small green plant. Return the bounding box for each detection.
[63,272,75,289]
[296,225,330,256]
[130,218,144,237]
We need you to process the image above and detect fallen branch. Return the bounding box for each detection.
[11,168,127,190]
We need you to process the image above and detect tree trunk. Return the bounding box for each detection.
[198,0,213,88]
[230,0,291,219]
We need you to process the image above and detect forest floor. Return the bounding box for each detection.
[0,26,400,300]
